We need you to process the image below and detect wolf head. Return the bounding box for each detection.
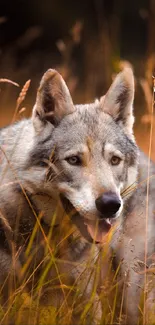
[31,68,138,242]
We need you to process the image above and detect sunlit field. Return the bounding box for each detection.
[0,1,155,324]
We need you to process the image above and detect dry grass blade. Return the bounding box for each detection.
[18,107,26,115]
[12,79,31,123]
[143,76,155,325]
[0,78,19,87]
[0,211,12,237]
[16,79,31,108]
[140,78,153,124]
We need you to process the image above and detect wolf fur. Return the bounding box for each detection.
[0,68,155,324]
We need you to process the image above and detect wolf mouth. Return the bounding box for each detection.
[60,194,116,243]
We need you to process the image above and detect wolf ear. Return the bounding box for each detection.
[100,68,135,136]
[32,69,75,131]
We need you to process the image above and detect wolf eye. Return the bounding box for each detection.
[65,156,81,166]
[111,156,121,166]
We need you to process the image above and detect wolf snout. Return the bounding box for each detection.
[95,192,121,218]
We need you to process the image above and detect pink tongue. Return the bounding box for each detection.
[86,220,111,242]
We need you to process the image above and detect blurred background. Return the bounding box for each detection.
[0,0,155,158]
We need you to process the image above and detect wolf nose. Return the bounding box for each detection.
[95,192,121,218]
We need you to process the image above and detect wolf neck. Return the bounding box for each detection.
[28,190,92,258]
[29,191,65,226]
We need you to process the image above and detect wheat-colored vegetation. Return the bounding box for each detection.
[1,4,155,321]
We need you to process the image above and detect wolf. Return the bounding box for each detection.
[0,67,155,324]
